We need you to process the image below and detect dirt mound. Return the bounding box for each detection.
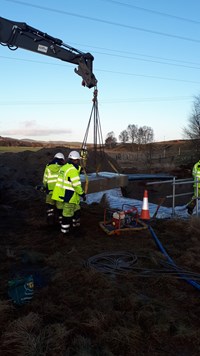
[0,148,121,206]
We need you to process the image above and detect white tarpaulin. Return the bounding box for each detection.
[86,188,196,219]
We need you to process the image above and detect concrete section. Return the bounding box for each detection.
[80,172,128,194]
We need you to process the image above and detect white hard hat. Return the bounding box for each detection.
[54,152,65,160]
[68,151,81,160]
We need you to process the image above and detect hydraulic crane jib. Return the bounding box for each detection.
[0,16,97,88]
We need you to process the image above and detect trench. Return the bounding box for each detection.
[122,175,193,208]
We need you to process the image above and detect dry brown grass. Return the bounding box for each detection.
[1,312,42,355]
[0,300,15,325]
[1,312,72,356]
[102,326,142,355]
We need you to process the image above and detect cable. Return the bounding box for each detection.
[85,250,200,282]
[69,43,200,68]
[0,96,193,107]
[5,35,200,69]
[1,55,200,85]
[93,50,200,71]
[86,251,138,275]
[6,0,200,44]
[98,68,200,85]
[99,0,200,26]
[8,0,200,27]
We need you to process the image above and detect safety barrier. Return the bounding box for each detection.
[146,177,199,217]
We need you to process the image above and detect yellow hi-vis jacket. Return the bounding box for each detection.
[192,160,200,191]
[43,163,62,194]
[52,162,84,204]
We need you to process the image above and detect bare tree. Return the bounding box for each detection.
[183,95,200,153]
[137,127,144,145]
[135,126,154,144]
[183,95,200,140]
[141,126,154,144]
[105,131,117,148]
[127,124,138,143]
[119,130,129,143]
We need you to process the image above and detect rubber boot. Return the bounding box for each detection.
[72,210,80,237]
[55,209,63,225]
[46,204,55,225]
[72,210,85,237]
[60,216,72,237]
[72,210,81,228]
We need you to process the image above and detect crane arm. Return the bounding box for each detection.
[0,16,97,88]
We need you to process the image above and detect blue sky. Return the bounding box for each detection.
[1,0,200,143]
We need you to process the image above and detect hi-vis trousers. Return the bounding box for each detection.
[45,193,63,224]
[61,203,81,235]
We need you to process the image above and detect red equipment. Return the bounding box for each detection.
[100,205,147,236]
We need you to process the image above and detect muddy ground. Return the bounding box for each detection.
[0,148,200,356]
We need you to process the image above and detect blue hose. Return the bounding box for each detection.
[148,225,200,291]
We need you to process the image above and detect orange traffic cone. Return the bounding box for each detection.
[140,190,150,220]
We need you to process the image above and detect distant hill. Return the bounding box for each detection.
[0,136,82,148]
[0,135,190,148]
[0,136,42,147]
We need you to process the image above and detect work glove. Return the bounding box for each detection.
[81,193,86,201]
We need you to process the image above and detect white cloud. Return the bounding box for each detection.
[1,120,71,137]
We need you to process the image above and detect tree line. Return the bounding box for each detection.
[105,124,154,148]
[105,94,200,149]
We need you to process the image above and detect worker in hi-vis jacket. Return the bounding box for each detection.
[187,159,200,215]
[43,152,65,225]
[52,151,86,236]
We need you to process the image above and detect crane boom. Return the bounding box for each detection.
[0,16,97,88]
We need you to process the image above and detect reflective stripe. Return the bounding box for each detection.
[73,222,80,227]
[54,182,75,191]
[44,174,58,179]
[46,178,57,183]
[54,183,63,188]
[71,176,79,182]
[61,223,70,233]
[65,167,75,174]
[62,224,70,228]
[63,186,74,191]
[57,178,64,183]
[73,181,81,187]
[46,172,58,177]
